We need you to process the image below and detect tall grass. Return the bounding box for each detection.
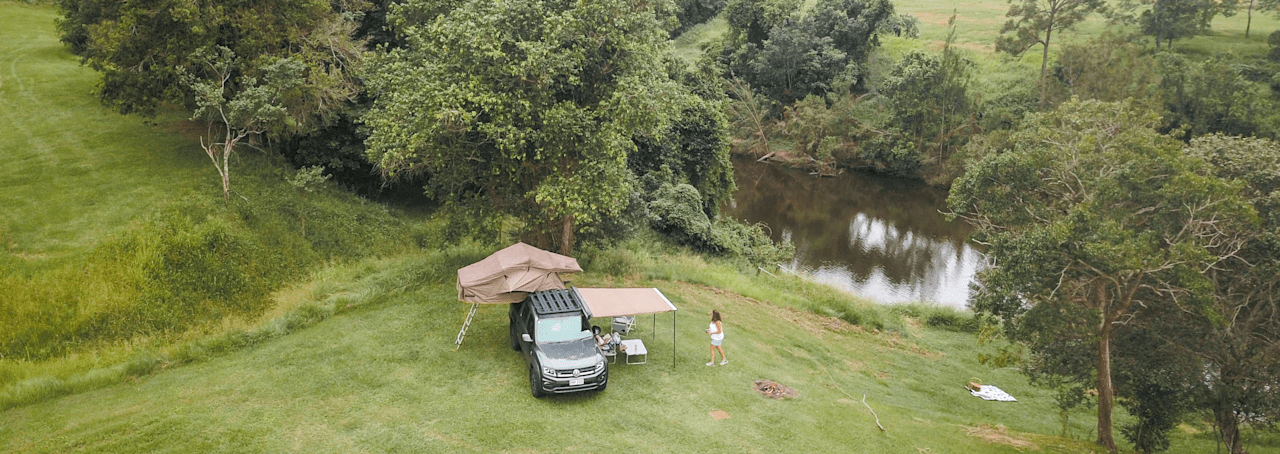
[0,243,497,410]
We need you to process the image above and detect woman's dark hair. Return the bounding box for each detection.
[711,310,721,322]
[592,325,602,335]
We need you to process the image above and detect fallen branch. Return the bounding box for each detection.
[862,394,886,432]
[815,359,887,432]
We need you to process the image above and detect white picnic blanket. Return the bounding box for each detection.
[969,385,1017,402]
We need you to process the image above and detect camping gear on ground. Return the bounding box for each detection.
[612,316,635,335]
[967,377,983,392]
[574,287,678,367]
[969,384,1017,402]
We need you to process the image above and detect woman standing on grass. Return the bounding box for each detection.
[706,310,727,366]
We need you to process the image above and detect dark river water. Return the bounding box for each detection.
[723,155,984,309]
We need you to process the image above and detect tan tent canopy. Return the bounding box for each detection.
[576,288,676,317]
[456,242,583,303]
[577,287,678,367]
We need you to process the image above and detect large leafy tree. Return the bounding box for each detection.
[1156,53,1276,141]
[1181,134,1280,454]
[1111,0,1236,49]
[57,0,366,121]
[55,0,367,198]
[363,0,686,254]
[948,99,1254,454]
[994,0,1105,105]
[720,0,897,104]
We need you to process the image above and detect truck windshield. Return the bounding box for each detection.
[535,316,588,343]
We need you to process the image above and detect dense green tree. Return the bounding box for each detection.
[994,0,1105,105]
[55,0,366,122]
[1156,53,1276,141]
[1182,134,1280,454]
[1048,33,1163,113]
[880,22,974,172]
[948,99,1255,454]
[183,47,306,201]
[724,0,802,45]
[1112,0,1236,49]
[672,0,728,37]
[630,68,737,219]
[55,0,368,199]
[719,0,897,104]
[362,0,686,254]
[751,25,847,104]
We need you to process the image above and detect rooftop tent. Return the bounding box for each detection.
[454,243,582,349]
[456,242,583,303]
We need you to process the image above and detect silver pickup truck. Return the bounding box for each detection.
[509,288,607,397]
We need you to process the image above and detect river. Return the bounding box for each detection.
[722,155,984,309]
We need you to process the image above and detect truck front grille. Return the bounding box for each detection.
[553,362,604,378]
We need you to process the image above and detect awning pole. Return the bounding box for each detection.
[672,310,676,369]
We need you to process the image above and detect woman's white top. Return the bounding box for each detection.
[709,322,724,340]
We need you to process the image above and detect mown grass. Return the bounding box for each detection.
[4,245,1273,453]
[0,1,421,382]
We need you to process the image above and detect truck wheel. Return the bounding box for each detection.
[529,365,546,398]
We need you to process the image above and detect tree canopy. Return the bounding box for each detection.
[55,0,366,128]
[995,0,1105,104]
[948,99,1255,453]
[362,0,689,254]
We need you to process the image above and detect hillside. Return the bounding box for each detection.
[0,248,1108,453]
[1,1,1277,453]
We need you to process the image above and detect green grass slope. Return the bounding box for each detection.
[0,2,206,258]
[0,1,417,385]
[0,250,1077,453]
[2,248,1264,453]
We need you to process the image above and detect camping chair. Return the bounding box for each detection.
[600,334,620,364]
[612,316,635,335]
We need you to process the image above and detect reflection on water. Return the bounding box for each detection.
[723,156,984,309]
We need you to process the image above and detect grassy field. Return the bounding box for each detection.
[0,0,416,388]
[0,249,1102,453]
[1,1,1278,452]
[2,245,1270,453]
[672,0,1280,69]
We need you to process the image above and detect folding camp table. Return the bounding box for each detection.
[620,339,647,365]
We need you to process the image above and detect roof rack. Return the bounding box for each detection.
[528,288,586,316]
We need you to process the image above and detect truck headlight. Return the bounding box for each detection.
[595,359,604,370]
[542,366,555,377]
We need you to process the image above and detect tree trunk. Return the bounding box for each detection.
[1039,24,1054,109]
[1216,407,1244,454]
[559,215,574,256]
[1246,0,1253,39]
[1096,287,1118,454]
[1097,325,1117,453]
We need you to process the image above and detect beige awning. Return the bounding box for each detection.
[576,287,677,317]
[456,242,583,303]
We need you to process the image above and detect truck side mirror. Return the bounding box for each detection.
[521,333,533,343]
